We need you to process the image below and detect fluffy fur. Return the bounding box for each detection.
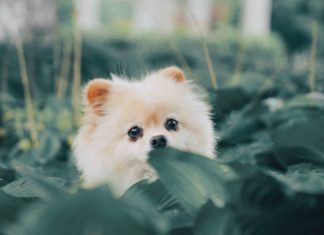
[73,66,216,195]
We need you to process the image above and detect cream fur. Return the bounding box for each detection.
[73,67,217,195]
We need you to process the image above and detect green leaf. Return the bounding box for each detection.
[211,87,250,122]
[219,108,266,147]
[2,178,38,198]
[193,201,238,235]
[123,180,192,229]
[285,93,324,109]
[194,170,324,235]
[7,187,167,235]
[148,148,236,215]
[272,117,324,153]
[9,164,67,200]
[32,132,62,164]
[256,147,324,171]
[220,132,272,163]
[271,164,324,194]
[0,190,26,228]
[0,166,16,187]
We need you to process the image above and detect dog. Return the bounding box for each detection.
[73,66,216,195]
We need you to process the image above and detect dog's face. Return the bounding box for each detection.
[81,67,215,163]
[73,66,216,190]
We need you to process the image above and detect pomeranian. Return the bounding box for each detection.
[73,66,216,195]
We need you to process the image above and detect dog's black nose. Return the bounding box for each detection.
[150,135,167,149]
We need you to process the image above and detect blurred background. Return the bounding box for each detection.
[1,0,323,96]
[1,2,324,233]
[0,0,323,168]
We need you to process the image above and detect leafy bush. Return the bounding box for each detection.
[1,32,324,234]
[0,31,286,98]
[272,0,324,53]
[2,83,324,234]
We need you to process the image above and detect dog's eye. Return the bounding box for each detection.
[165,119,178,131]
[128,126,143,139]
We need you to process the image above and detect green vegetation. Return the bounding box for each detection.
[272,0,324,53]
[1,27,324,234]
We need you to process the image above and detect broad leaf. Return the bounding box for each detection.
[272,117,324,153]
[123,180,192,229]
[6,187,167,235]
[149,148,236,215]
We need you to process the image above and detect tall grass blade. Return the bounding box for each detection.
[71,0,82,126]
[185,0,218,89]
[15,37,38,145]
[309,20,318,93]
[57,37,72,98]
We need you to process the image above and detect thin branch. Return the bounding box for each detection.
[57,37,72,98]
[309,20,318,93]
[72,0,82,126]
[15,37,38,145]
[185,0,218,89]
[230,37,246,85]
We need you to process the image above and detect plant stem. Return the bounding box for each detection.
[167,39,194,79]
[202,41,218,89]
[309,20,318,93]
[231,37,246,85]
[15,37,38,145]
[53,1,61,94]
[72,0,82,126]
[1,51,9,95]
[185,0,218,89]
[57,37,72,98]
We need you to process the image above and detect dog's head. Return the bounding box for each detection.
[79,66,215,163]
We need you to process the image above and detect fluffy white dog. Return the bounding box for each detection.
[73,66,216,195]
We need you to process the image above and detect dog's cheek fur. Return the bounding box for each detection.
[74,111,156,194]
[163,105,216,158]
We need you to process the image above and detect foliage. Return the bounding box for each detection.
[0,31,286,98]
[1,31,324,234]
[2,92,324,234]
[272,0,324,53]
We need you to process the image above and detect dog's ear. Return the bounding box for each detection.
[158,66,186,82]
[84,79,111,116]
